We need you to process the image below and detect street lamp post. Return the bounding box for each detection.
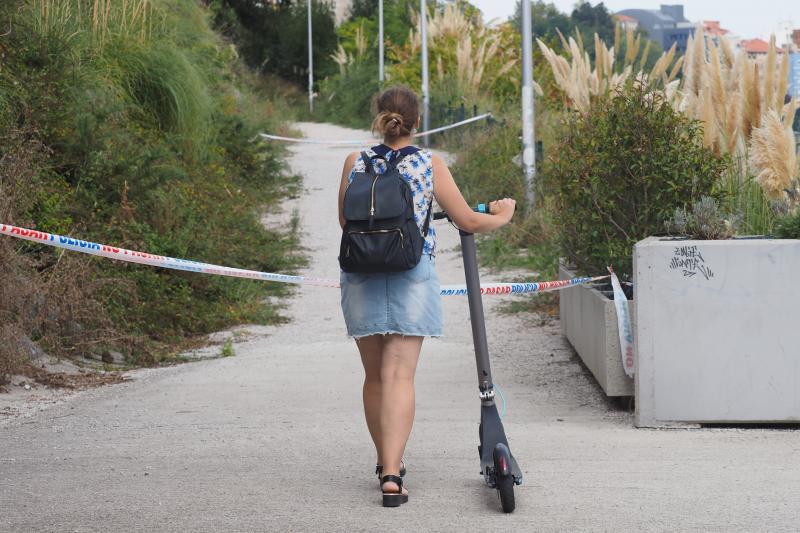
[379,0,384,83]
[520,0,536,206]
[307,0,314,113]
[420,0,430,147]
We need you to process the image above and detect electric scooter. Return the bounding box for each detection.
[433,204,523,513]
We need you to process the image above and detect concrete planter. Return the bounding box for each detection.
[559,264,634,397]
[634,237,800,427]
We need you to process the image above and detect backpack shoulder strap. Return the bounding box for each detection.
[421,195,434,237]
[359,151,373,176]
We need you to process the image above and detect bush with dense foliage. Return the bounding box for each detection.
[0,0,303,381]
[545,85,729,278]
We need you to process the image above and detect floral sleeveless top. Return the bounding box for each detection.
[348,144,436,256]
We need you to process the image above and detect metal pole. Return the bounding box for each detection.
[378,0,384,83]
[520,0,536,206]
[420,0,430,147]
[307,0,314,113]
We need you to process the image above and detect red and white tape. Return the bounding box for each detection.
[1,223,606,296]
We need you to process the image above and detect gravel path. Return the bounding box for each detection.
[1,122,798,532]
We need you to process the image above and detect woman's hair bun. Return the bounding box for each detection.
[371,86,420,140]
[375,111,406,138]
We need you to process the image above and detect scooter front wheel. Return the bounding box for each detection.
[493,443,516,513]
[496,472,515,513]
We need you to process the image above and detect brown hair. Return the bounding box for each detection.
[371,86,420,140]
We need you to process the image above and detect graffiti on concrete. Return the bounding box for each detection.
[669,245,713,280]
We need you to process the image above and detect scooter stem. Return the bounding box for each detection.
[459,229,495,403]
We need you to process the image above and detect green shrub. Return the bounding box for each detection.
[774,209,800,239]
[449,120,527,205]
[665,196,740,240]
[545,84,729,278]
[0,0,302,377]
[316,59,381,129]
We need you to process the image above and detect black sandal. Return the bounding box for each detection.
[381,475,408,507]
[375,460,406,481]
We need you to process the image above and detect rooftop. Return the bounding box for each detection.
[703,20,730,36]
[738,38,790,54]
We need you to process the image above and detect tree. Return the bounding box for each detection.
[209,0,338,87]
[513,0,664,69]
[347,0,417,48]
[570,1,614,45]
[512,1,573,41]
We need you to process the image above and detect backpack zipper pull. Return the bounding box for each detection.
[369,174,379,229]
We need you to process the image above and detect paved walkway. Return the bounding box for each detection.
[2,123,798,532]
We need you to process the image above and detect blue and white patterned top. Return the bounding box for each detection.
[348,144,436,256]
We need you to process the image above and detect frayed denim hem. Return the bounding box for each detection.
[348,328,443,340]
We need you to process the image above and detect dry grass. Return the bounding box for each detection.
[749,110,798,199]
[331,24,368,75]
[0,123,136,385]
[21,364,128,389]
[32,0,155,45]
[406,4,517,100]
[536,26,682,113]
[539,23,799,214]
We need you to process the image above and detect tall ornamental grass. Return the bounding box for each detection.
[539,26,799,234]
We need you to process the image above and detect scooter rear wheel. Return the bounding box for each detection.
[497,473,515,513]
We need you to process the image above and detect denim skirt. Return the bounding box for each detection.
[340,255,444,338]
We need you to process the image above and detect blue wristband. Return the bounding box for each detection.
[476,203,488,214]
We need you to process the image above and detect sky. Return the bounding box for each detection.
[468,0,798,40]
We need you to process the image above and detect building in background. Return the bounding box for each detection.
[616,4,695,53]
[702,20,739,49]
[614,14,638,31]
[791,53,800,100]
[739,38,771,58]
[774,21,796,49]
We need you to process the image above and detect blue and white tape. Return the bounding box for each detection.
[1,223,607,297]
[609,267,635,376]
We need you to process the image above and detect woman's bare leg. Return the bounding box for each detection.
[378,334,423,493]
[356,335,384,465]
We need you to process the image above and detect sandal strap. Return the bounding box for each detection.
[375,460,406,478]
[381,474,403,491]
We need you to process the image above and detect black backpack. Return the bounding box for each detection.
[339,150,432,273]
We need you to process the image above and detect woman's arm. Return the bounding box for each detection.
[431,153,515,233]
[338,152,359,229]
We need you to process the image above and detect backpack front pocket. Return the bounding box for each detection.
[342,228,410,273]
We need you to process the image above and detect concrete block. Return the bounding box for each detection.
[634,237,800,426]
[559,264,634,397]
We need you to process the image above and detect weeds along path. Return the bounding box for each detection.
[1,123,798,531]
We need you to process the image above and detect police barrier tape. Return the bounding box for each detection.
[608,267,635,376]
[258,113,492,146]
[0,223,608,296]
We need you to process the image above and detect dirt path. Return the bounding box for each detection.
[1,122,798,532]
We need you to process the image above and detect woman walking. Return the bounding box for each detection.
[337,86,516,506]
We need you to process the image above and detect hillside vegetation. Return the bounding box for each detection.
[0,0,304,382]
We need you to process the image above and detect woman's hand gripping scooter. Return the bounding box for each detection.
[433,203,523,513]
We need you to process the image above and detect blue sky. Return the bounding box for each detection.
[469,0,797,40]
